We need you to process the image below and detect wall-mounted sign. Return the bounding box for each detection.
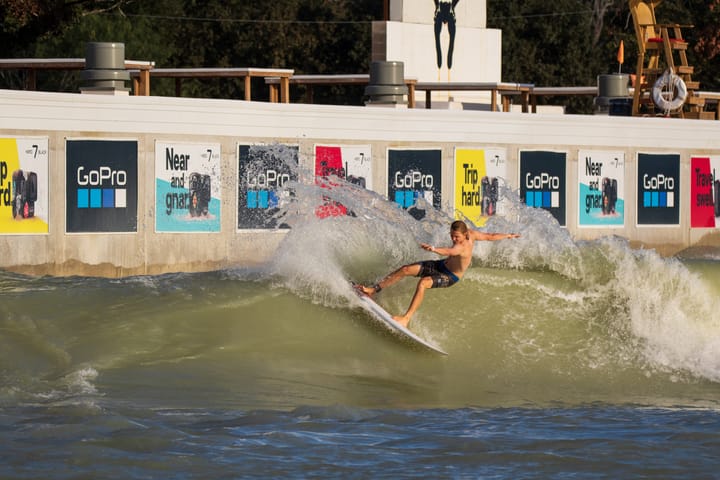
[0,137,49,234]
[66,140,138,233]
[237,144,298,230]
[520,150,567,226]
[314,144,372,218]
[155,141,221,232]
[577,150,625,227]
[454,147,507,226]
[388,148,442,220]
[690,156,720,228]
[637,153,680,226]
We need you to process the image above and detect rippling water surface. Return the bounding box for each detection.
[2,178,720,478]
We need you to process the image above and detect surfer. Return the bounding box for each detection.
[356,220,519,327]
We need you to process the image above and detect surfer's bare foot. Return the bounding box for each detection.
[355,284,379,297]
[393,315,410,328]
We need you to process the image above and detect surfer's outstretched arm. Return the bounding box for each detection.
[469,230,520,242]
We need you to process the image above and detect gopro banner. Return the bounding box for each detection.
[520,150,567,226]
[66,140,138,233]
[454,147,507,226]
[388,149,442,220]
[0,137,49,234]
[238,144,298,230]
[155,141,221,232]
[314,145,372,218]
[578,150,625,227]
[690,156,720,228]
[637,153,680,226]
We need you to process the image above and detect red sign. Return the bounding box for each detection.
[315,146,348,218]
[690,157,716,228]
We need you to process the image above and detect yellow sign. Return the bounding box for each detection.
[0,137,49,234]
[454,148,489,225]
[454,147,508,226]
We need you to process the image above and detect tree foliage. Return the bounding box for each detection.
[488,0,720,113]
[0,0,718,109]
[0,0,381,102]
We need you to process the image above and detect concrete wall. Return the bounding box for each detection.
[374,0,502,105]
[1,89,719,277]
[377,21,502,84]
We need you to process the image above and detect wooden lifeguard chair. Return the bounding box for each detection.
[628,0,709,118]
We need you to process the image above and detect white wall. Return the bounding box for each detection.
[390,0,487,28]
[377,0,502,106]
[1,89,720,277]
[384,22,501,82]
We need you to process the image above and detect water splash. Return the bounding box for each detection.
[255,155,720,383]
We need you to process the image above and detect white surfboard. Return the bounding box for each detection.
[351,284,448,355]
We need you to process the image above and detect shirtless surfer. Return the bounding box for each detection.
[356,220,519,327]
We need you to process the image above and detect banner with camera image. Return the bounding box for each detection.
[314,144,372,218]
[637,153,680,226]
[155,141,221,232]
[238,144,298,230]
[66,139,138,233]
[578,150,625,227]
[388,148,442,221]
[0,137,49,234]
[690,156,720,228]
[454,147,507,226]
[520,150,567,226]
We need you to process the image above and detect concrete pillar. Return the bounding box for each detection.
[365,61,408,107]
[595,74,630,115]
[80,42,130,95]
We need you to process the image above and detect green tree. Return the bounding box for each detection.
[488,0,616,113]
[1,0,381,103]
[159,0,380,103]
[488,0,720,113]
[0,0,136,90]
[0,0,138,56]
[3,0,718,109]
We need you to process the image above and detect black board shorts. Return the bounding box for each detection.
[417,260,460,288]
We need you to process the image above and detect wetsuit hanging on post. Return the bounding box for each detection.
[434,0,459,81]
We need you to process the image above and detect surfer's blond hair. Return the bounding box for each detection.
[451,220,469,239]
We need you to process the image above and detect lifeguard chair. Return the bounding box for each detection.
[629,0,709,118]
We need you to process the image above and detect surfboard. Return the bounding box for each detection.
[351,284,448,355]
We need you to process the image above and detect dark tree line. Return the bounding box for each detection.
[488,0,720,112]
[2,0,719,112]
[0,0,381,103]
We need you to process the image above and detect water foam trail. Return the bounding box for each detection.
[599,242,720,381]
[264,176,453,306]
[258,163,720,383]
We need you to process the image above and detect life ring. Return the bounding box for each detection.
[652,70,687,112]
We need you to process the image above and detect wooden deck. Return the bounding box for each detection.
[265,74,417,107]
[0,58,155,94]
[130,67,294,102]
[2,58,718,118]
[414,82,534,112]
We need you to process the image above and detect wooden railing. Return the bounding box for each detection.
[414,82,534,112]
[0,59,293,101]
[265,74,417,108]
[0,58,155,94]
[130,67,294,102]
[529,86,597,113]
[3,59,717,118]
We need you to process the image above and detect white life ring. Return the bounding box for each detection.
[652,70,687,112]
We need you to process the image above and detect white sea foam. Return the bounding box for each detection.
[250,152,720,383]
